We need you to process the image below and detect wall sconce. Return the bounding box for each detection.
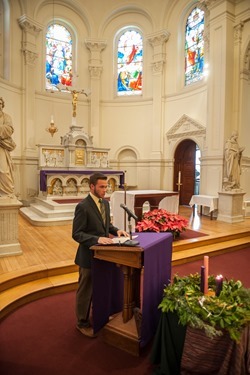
[46,115,58,137]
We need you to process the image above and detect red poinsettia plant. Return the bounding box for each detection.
[135,208,188,238]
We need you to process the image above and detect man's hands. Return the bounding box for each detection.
[117,230,130,238]
[98,237,114,245]
[97,230,129,245]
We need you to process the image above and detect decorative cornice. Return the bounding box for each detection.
[166,114,206,140]
[147,30,170,47]
[198,0,219,10]
[85,39,107,53]
[234,22,244,44]
[18,15,43,36]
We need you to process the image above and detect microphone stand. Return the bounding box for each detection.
[128,214,133,241]
[124,213,139,246]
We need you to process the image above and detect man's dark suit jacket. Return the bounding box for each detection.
[72,194,119,268]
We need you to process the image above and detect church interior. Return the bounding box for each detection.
[0,0,250,373]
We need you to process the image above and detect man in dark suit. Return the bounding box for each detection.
[72,172,129,337]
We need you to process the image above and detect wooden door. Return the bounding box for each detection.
[173,140,196,205]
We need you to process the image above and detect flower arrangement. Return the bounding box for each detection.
[159,273,250,342]
[135,208,188,238]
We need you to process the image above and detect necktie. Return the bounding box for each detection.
[99,199,106,224]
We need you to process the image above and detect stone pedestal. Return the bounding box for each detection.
[217,191,245,223]
[0,197,23,256]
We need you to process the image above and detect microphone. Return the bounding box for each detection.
[120,203,138,221]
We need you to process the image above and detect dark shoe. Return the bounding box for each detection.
[78,320,91,328]
[76,325,97,338]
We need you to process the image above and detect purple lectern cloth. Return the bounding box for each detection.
[92,260,124,333]
[139,232,172,347]
[92,232,173,347]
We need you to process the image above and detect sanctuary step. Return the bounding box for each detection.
[0,262,78,320]
[0,230,249,320]
[19,197,80,226]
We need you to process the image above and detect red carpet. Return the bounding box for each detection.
[0,293,153,375]
[0,248,249,375]
[175,228,207,240]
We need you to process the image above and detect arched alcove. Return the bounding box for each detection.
[117,148,138,188]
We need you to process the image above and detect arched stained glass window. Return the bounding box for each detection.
[45,24,73,90]
[185,7,204,86]
[117,29,143,96]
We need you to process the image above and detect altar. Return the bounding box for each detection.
[110,190,179,231]
[37,123,125,199]
[39,169,124,197]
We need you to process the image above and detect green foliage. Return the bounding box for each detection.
[159,273,250,342]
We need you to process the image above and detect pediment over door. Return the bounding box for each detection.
[166,114,206,142]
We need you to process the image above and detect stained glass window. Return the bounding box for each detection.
[117,29,143,96]
[185,7,204,86]
[45,24,73,90]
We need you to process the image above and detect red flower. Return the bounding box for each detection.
[135,209,188,238]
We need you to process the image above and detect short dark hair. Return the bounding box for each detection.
[89,173,107,186]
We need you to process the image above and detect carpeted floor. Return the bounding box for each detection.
[0,291,153,375]
[0,248,249,375]
[174,228,207,241]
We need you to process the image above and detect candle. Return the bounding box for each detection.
[50,115,54,124]
[204,256,209,294]
[216,275,223,297]
[200,266,205,293]
[178,171,181,184]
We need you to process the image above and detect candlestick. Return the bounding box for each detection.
[200,266,205,293]
[204,256,209,294]
[178,171,181,184]
[216,275,223,297]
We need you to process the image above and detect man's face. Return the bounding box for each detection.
[91,179,108,199]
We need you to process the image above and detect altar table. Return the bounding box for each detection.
[111,190,179,231]
[39,169,124,192]
[189,194,218,220]
[151,312,250,375]
[91,232,173,353]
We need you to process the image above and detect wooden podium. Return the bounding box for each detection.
[90,232,173,357]
[91,244,143,356]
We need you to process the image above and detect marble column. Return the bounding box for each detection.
[147,30,170,187]
[85,39,107,146]
[18,15,43,157]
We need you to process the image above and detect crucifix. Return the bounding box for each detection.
[56,82,91,118]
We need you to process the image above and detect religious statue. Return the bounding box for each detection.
[66,87,88,118]
[72,90,78,117]
[0,97,16,197]
[223,130,245,191]
[55,81,90,118]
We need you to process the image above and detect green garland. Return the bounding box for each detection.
[159,273,250,342]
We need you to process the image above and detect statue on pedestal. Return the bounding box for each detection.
[223,130,244,191]
[0,97,16,197]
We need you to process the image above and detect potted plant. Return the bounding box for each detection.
[135,208,188,239]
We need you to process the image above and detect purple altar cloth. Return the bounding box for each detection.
[92,232,173,348]
[39,170,124,191]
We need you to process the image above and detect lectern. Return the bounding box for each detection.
[91,232,173,356]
